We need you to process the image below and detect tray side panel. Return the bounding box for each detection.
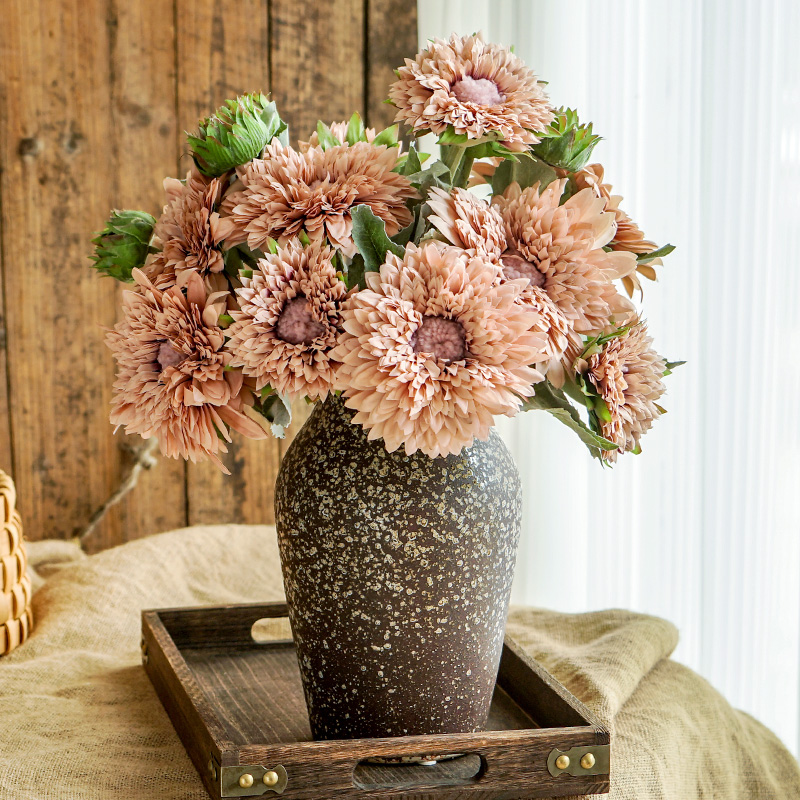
[498,637,608,735]
[142,610,238,794]
[156,602,290,649]
[238,728,609,800]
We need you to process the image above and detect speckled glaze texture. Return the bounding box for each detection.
[275,396,522,741]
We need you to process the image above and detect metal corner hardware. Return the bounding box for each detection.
[547,744,610,778]
[220,763,288,797]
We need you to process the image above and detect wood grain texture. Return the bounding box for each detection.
[177,0,283,528]
[366,0,418,128]
[0,0,186,548]
[0,0,418,548]
[270,0,365,143]
[143,602,611,800]
[89,0,188,552]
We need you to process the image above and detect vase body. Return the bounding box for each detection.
[274,396,521,740]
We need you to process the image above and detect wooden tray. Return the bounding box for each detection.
[142,602,610,800]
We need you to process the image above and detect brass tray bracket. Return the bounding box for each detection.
[548,744,610,778]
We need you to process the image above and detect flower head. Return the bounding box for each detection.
[573,164,661,296]
[389,33,554,148]
[583,323,666,462]
[427,186,507,257]
[221,140,416,257]
[142,170,235,290]
[331,242,553,458]
[427,182,636,336]
[494,179,636,334]
[106,271,266,472]
[226,239,348,400]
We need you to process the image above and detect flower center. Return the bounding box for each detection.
[156,341,187,372]
[451,76,504,106]
[412,316,467,363]
[276,296,325,345]
[500,251,546,288]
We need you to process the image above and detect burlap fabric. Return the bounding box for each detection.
[0,524,797,799]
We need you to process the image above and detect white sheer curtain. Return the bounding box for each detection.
[419,0,800,755]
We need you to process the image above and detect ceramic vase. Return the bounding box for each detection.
[274,395,521,740]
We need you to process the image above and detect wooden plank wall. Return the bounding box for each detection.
[0,0,417,552]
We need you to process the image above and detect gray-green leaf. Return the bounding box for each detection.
[522,380,618,460]
[490,153,558,196]
[350,205,405,273]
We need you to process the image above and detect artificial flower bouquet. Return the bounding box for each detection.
[92,33,680,471]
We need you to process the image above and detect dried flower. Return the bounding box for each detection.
[427,186,507,256]
[221,140,416,257]
[584,323,666,462]
[106,270,266,472]
[389,33,554,147]
[428,183,636,335]
[142,169,235,291]
[226,239,348,400]
[494,179,637,334]
[573,164,663,297]
[331,242,552,458]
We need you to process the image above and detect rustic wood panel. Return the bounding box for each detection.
[176,0,283,528]
[366,0,419,129]
[270,0,365,140]
[0,0,418,549]
[90,0,188,552]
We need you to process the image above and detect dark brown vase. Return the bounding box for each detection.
[274,396,521,741]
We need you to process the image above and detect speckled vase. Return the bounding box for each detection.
[274,395,522,741]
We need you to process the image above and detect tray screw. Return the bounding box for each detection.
[555,755,570,770]
[263,771,279,786]
[239,773,255,788]
[580,753,596,769]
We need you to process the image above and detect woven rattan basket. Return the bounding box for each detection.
[0,470,33,654]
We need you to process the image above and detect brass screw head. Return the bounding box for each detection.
[580,753,596,770]
[239,773,255,788]
[555,755,570,770]
[263,771,279,786]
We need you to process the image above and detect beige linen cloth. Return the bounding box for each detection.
[0,524,798,799]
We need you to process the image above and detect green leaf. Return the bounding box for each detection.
[490,153,558,196]
[636,243,676,263]
[345,112,366,145]
[187,92,286,176]
[663,359,686,376]
[372,124,399,147]
[346,252,366,290]
[350,205,404,272]
[437,127,469,145]
[522,380,618,460]
[90,209,156,282]
[402,160,451,192]
[394,144,423,176]
[253,391,293,438]
[315,121,342,151]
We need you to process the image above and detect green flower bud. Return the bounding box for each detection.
[531,108,601,172]
[90,209,155,282]
[187,92,288,177]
